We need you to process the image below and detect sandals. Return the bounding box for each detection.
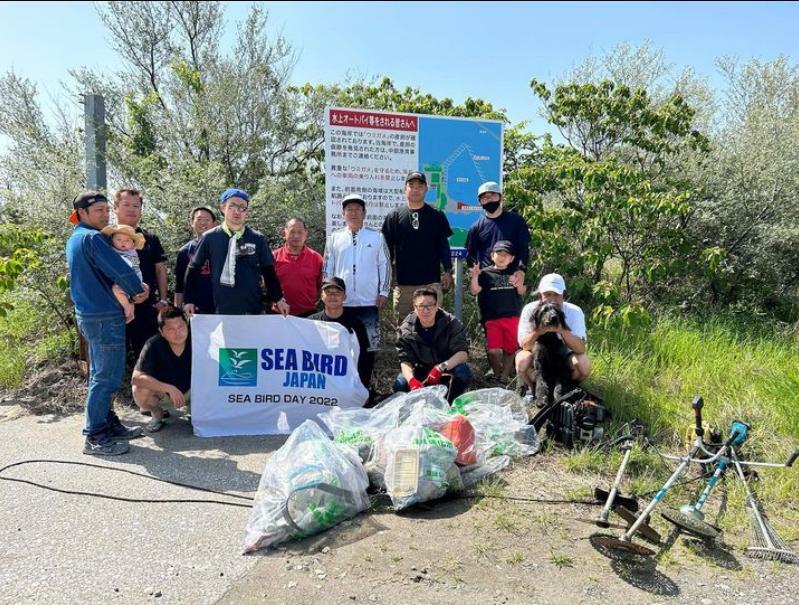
[141,409,171,419]
[144,418,166,433]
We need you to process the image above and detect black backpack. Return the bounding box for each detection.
[529,387,610,448]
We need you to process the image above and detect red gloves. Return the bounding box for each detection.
[408,377,424,391]
[426,365,443,385]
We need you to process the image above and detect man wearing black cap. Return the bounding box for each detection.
[323,193,391,351]
[309,277,372,390]
[381,171,453,319]
[469,240,526,382]
[465,181,531,292]
[174,206,217,313]
[66,191,150,455]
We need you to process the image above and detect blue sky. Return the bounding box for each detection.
[1,1,797,132]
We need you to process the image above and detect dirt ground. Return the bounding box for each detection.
[4,342,798,604]
[220,453,799,605]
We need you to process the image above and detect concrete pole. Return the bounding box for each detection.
[83,94,106,190]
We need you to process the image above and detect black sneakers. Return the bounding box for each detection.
[83,434,130,456]
[109,419,144,440]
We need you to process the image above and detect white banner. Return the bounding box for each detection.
[190,315,368,437]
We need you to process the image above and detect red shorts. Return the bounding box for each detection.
[484,316,520,355]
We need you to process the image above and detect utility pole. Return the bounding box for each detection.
[83,94,106,190]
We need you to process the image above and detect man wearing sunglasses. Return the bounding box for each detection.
[382,171,453,319]
[393,288,471,401]
[183,188,289,316]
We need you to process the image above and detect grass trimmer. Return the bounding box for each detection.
[592,396,744,558]
[660,420,750,540]
[594,420,645,527]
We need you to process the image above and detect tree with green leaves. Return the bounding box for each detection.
[692,56,799,318]
[509,77,710,327]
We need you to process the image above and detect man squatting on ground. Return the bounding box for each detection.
[132,306,192,433]
[66,191,149,456]
[309,276,373,391]
[394,287,472,401]
[515,273,591,393]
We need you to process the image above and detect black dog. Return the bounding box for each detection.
[530,301,575,407]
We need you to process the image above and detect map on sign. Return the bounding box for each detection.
[417,116,503,248]
[324,107,504,252]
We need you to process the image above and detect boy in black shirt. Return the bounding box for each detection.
[309,276,372,391]
[469,240,526,382]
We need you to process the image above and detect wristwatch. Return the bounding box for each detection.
[438,362,449,372]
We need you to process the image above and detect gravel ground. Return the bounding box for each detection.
[2,401,798,604]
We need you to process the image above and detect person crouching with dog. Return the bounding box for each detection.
[469,240,526,383]
[515,273,591,401]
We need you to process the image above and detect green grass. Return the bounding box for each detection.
[582,312,799,517]
[0,295,75,390]
[590,313,799,441]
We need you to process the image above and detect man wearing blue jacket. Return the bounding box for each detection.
[183,188,289,316]
[67,191,150,455]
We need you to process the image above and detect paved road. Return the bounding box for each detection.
[0,402,285,604]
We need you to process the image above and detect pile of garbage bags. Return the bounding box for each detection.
[243,387,539,553]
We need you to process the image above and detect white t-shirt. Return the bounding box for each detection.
[517,300,587,347]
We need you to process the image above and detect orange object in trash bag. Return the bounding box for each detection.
[441,415,477,465]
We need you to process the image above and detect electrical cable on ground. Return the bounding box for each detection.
[0,452,709,509]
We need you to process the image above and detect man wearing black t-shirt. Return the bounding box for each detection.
[382,171,453,320]
[114,189,170,361]
[309,276,372,391]
[132,307,192,432]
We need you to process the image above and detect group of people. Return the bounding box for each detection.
[66,171,591,456]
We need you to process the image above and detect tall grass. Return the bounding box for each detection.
[590,313,799,442]
[585,312,799,521]
[0,295,75,390]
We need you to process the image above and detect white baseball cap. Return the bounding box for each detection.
[538,273,566,295]
[477,181,502,198]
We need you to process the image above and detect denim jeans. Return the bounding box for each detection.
[77,314,126,438]
[348,306,380,350]
[393,363,472,402]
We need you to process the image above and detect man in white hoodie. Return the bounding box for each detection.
[323,193,391,354]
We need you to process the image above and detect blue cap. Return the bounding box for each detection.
[219,188,250,206]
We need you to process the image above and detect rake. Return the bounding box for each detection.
[730,447,799,564]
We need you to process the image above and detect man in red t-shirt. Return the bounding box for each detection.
[272,217,323,316]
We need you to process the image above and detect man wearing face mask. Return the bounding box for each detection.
[465,181,531,291]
